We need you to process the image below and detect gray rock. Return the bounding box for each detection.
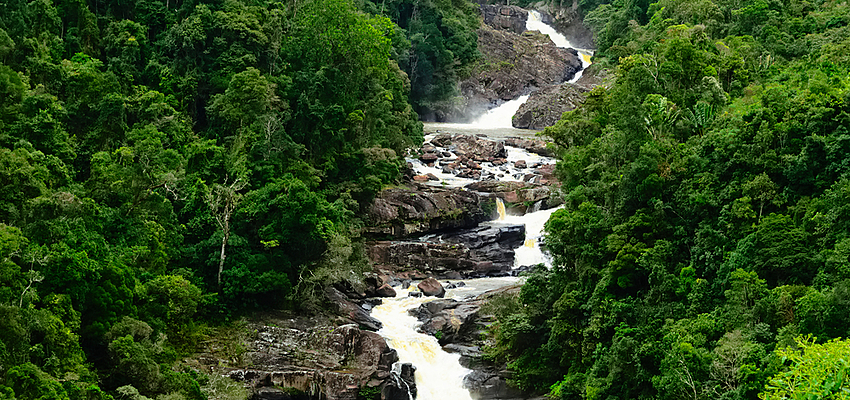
[364,185,488,239]
[513,83,589,130]
[418,277,446,298]
[481,5,528,34]
[374,284,397,298]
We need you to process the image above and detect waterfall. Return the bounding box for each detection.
[496,197,507,221]
[502,205,563,268]
[371,289,475,400]
[471,95,530,129]
[526,10,573,48]
[391,363,415,400]
[526,10,594,84]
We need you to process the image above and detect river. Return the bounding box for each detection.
[368,9,580,399]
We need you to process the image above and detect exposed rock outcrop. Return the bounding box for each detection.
[324,286,383,331]
[364,184,489,239]
[367,224,525,279]
[220,323,411,400]
[513,83,589,129]
[481,5,528,34]
[465,181,559,205]
[457,23,582,120]
[441,224,525,271]
[411,299,481,345]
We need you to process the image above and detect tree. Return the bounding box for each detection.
[760,336,850,400]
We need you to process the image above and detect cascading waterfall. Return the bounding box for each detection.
[501,205,563,268]
[471,95,530,129]
[526,10,593,83]
[371,290,475,400]
[526,10,573,48]
[496,197,507,221]
[370,204,562,398]
[370,11,583,396]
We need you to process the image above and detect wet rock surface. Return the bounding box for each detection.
[503,138,554,157]
[453,23,582,121]
[465,181,560,206]
[513,83,589,129]
[530,2,595,50]
[363,184,489,239]
[411,299,482,345]
[408,133,558,187]
[418,277,447,297]
[367,223,525,280]
[405,284,542,400]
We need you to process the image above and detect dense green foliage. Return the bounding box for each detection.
[0,0,428,397]
[487,0,850,398]
[358,0,481,115]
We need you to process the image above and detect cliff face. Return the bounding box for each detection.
[529,0,596,49]
[513,82,588,129]
[513,64,614,130]
[430,5,581,122]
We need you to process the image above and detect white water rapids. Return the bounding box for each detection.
[456,10,593,129]
[369,10,581,398]
[371,179,561,399]
[371,203,559,398]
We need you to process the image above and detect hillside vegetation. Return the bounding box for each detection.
[0,0,480,398]
[486,0,850,399]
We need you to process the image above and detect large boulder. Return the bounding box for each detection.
[374,284,397,298]
[418,277,446,298]
[463,370,528,400]
[512,83,589,129]
[412,299,482,345]
[364,185,489,238]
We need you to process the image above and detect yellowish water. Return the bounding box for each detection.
[582,52,593,64]
[371,289,474,400]
[496,198,507,221]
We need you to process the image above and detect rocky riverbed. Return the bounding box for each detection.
[185,4,585,398]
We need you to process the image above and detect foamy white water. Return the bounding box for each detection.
[471,95,530,129]
[372,290,473,400]
[527,10,573,48]
[408,134,557,188]
[568,52,594,83]
[504,205,563,268]
[527,10,594,84]
[372,277,521,400]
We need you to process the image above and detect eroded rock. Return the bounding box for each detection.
[364,185,488,239]
[418,277,446,298]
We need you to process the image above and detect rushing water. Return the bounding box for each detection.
[526,10,594,84]
[408,135,556,188]
[370,11,583,397]
[371,197,560,398]
[371,277,521,400]
[470,95,530,129]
